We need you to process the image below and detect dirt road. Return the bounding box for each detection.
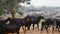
[20,23,60,34]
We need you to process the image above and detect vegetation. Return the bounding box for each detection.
[0,0,30,18]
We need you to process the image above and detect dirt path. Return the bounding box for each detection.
[20,23,60,34]
[8,23,60,34]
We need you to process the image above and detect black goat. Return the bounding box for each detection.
[2,18,25,34]
[30,15,44,30]
[0,18,10,34]
[41,18,55,33]
[54,19,60,32]
[23,15,32,31]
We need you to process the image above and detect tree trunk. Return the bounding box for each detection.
[11,13,14,18]
[11,11,15,18]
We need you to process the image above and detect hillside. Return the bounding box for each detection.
[21,6,60,19]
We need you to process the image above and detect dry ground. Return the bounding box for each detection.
[9,23,60,34]
[19,23,60,34]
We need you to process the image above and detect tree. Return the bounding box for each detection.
[0,0,30,18]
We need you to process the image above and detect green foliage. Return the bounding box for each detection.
[0,8,5,15]
[17,5,24,15]
[0,5,5,15]
[18,11,24,15]
[0,0,30,17]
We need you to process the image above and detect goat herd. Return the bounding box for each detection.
[0,15,60,34]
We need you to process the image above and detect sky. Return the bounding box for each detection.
[31,0,60,7]
[19,0,60,7]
